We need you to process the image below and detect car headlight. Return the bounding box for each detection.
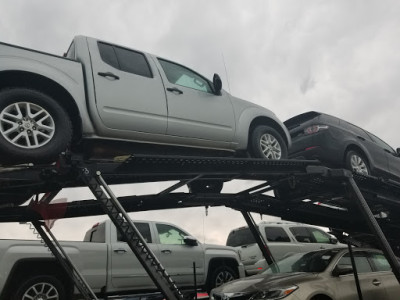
[249,286,298,300]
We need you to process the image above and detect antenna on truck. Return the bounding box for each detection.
[222,53,231,93]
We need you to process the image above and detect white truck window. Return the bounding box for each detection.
[117,222,152,243]
[156,223,187,245]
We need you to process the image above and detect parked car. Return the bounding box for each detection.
[285,111,400,180]
[0,37,290,166]
[0,219,244,299]
[211,248,400,300]
[226,221,344,275]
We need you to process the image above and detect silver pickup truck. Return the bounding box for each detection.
[0,36,290,165]
[0,219,244,299]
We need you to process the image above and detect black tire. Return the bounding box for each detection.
[345,150,370,175]
[207,265,238,293]
[12,275,66,300]
[250,125,288,159]
[188,180,223,193]
[0,88,72,164]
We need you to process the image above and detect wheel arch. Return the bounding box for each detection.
[206,257,239,281]
[343,143,373,169]
[0,70,82,142]
[0,258,74,299]
[310,294,333,300]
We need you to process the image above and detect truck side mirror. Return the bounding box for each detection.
[183,236,198,246]
[213,73,222,96]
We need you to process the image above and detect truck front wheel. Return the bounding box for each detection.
[0,88,72,164]
[12,275,66,300]
[207,265,238,293]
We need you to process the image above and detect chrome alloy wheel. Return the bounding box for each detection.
[22,282,59,300]
[215,270,235,288]
[0,102,55,149]
[350,154,369,175]
[259,133,282,159]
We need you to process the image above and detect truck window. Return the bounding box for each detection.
[117,222,152,243]
[156,223,188,245]
[158,59,213,93]
[264,227,290,242]
[88,225,105,243]
[98,42,120,69]
[114,46,152,78]
[66,41,76,59]
[226,228,256,247]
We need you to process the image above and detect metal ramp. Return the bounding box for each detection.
[2,154,400,298]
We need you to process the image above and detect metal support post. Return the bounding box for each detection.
[31,221,98,300]
[80,168,184,300]
[348,177,400,284]
[347,242,363,300]
[241,211,279,273]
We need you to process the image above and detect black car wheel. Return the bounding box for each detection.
[250,125,287,159]
[13,275,66,300]
[207,265,237,293]
[0,88,72,164]
[345,150,370,175]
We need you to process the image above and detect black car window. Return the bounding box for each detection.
[289,227,313,243]
[226,228,256,247]
[369,252,391,272]
[158,59,213,93]
[366,131,395,154]
[336,252,372,273]
[117,222,152,243]
[264,227,290,242]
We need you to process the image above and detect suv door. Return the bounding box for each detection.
[87,39,168,134]
[155,58,235,142]
[155,223,205,285]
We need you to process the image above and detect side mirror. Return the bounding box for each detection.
[213,73,222,96]
[329,237,338,244]
[332,266,353,277]
[183,236,198,246]
[396,148,400,156]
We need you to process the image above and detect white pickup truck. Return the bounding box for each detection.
[0,219,244,299]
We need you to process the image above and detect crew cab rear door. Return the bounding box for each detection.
[154,57,235,142]
[87,38,168,134]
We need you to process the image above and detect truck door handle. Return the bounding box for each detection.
[372,279,381,286]
[113,249,127,254]
[166,87,183,94]
[161,249,172,254]
[98,72,120,80]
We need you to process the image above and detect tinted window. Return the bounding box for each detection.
[309,228,331,243]
[158,59,213,93]
[340,121,371,140]
[370,252,391,272]
[336,252,372,273]
[290,227,313,243]
[264,227,290,242]
[226,228,256,247]
[156,223,189,245]
[114,46,152,78]
[367,132,395,153]
[98,42,119,69]
[117,222,152,243]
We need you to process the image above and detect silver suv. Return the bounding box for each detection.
[226,221,345,275]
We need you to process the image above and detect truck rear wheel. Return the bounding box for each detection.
[12,275,66,300]
[207,265,237,293]
[0,88,72,164]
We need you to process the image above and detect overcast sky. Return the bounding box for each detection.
[1,0,400,244]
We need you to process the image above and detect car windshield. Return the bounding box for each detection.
[264,249,340,274]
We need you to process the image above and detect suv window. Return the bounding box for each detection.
[264,227,290,242]
[366,131,395,154]
[156,223,188,245]
[309,228,331,243]
[117,222,152,243]
[290,227,313,243]
[98,42,152,78]
[226,228,256,247]
[370,252,391,272]
[158,59,213,93]
[336,252,372,273]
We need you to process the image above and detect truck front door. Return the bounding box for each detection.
[87,39,168,135]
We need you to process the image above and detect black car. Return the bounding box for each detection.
[285,111,400,180]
